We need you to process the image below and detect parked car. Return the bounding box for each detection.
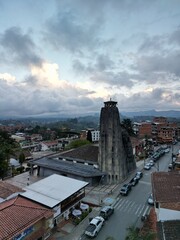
[168,163,175,169]
[147,194,154,205]
[152,152,160,161]
[164,148,170,153]
[120,183,131,196]
[144,163,151,170]
[85,216,104,237]
[149,160,154,166]
[135,171,143,180]
[129,177,139,186]
[99,205,114,220]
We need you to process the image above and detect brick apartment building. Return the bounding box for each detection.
[134,117,179,143]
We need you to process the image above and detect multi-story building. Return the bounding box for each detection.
[90,129,100,142]
[138,122,152,138]
[80,129,100,143]
[133,117,179,144]
[157,126,175,143]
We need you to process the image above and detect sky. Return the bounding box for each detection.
[0,0,180,118]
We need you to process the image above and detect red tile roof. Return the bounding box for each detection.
[152,171,180,203]
[0,196,53,240]
[157,220,180,240]
[0,181,24,199]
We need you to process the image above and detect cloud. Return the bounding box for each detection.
[169,27,180,46]
[73,55,134,88]
[138,35,166,53]
[116,87,180,111]
[43,10,105,55]
[134,52,180,78]
[0,27,42,67]
[0,60,104,117]
[0,73,16,84]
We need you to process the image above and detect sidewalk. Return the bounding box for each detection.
[52,160,145,240]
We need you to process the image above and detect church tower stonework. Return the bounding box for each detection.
[98,100,136,183]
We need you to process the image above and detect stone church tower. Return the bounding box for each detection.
[98,100,136,183]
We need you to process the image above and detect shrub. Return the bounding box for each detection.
[16,166,25,173]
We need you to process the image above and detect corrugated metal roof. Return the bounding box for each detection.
[32,157,103,177]
[21,174,89,208]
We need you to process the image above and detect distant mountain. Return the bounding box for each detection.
[121,110,180,119]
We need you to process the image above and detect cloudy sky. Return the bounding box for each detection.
[0,0,180,118]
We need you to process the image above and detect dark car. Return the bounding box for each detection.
[120,183,131,196]
[135,171,143,180]
[99,205,114,220]
[129,177,139,186]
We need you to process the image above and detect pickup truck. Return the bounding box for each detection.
[85,216,104,237]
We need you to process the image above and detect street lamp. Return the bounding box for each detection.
[99,175,105,205]
[155,161,159,172]
[171,143,174,164]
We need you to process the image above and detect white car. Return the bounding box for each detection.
[85,216,104,237]
[149,160,154,166]
[164,148,170,153]
[144,163,151,170]
[148,194,154,205]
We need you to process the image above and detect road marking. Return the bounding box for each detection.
[126,202,135,213]
[139,181,151,185]
[141,205,150,217]
[114,199,148,217]
[114,198,123,208]
[122,200,132,211]
[135,205,142,215]
[116,198,126,210]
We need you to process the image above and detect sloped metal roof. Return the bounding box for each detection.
[32,157,103,177]
[21,174,89,208]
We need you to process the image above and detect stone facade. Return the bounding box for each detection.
[98,100,136,183]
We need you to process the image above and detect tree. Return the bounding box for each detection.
[0,151,9,180]
[122,119,134,136]
[19,152,26,166]
[125,226,139,240]
[87,130,92,142]
[125,225,156,240]
[0,130,20,179]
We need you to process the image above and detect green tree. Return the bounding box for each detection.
[122,119,134,136]
[19,152,26,166]
[125,226,139,240]
[87,130,92,142]
[125,225,156,240]
[0,151,9,180]
[0,130,20,179]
